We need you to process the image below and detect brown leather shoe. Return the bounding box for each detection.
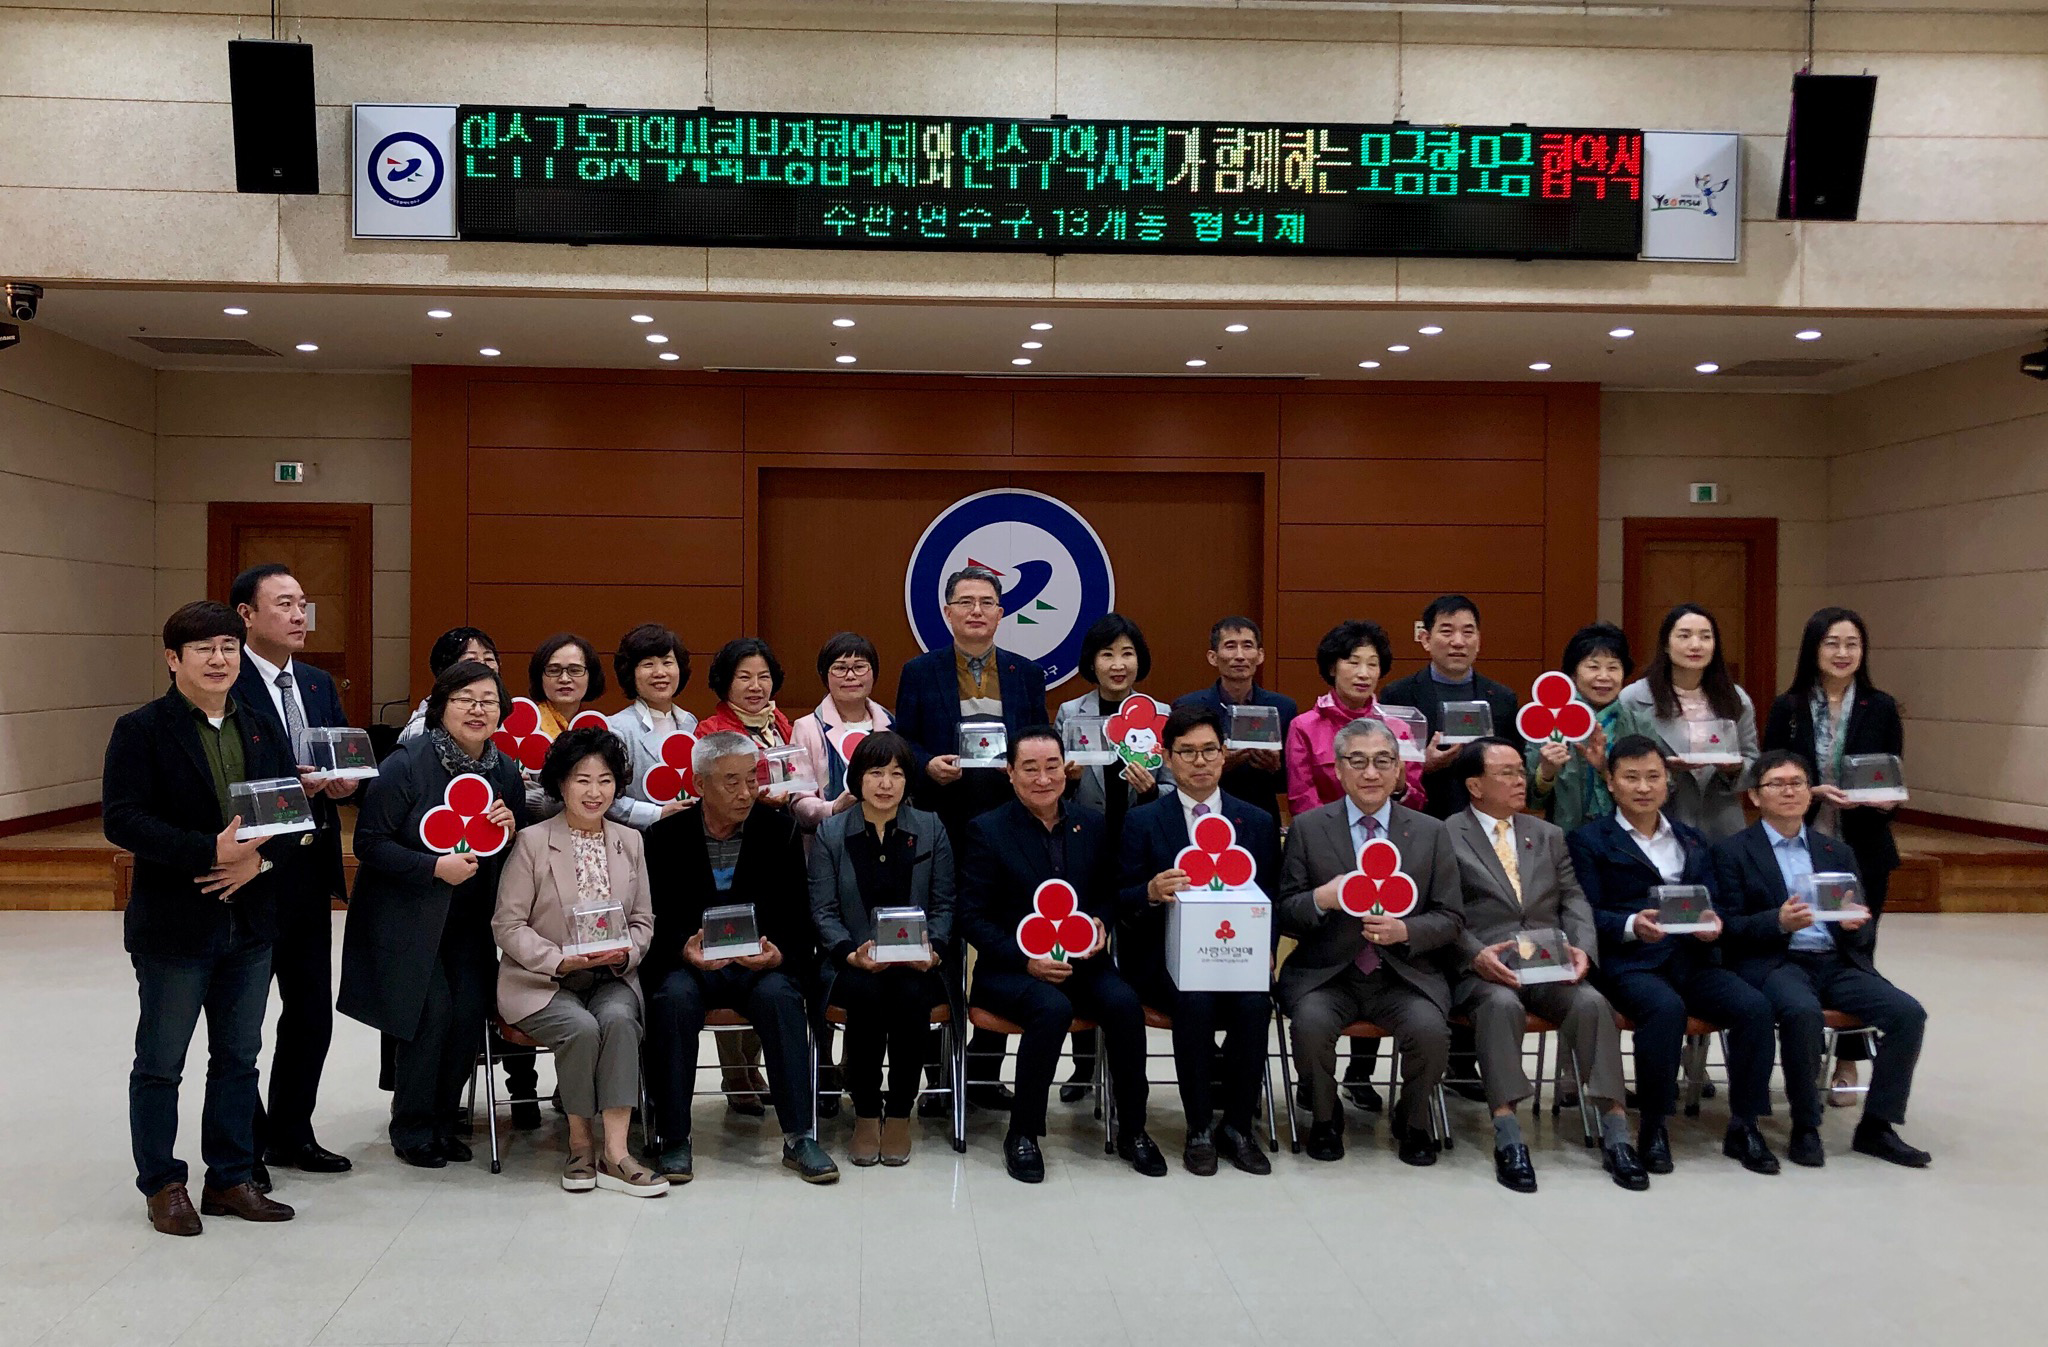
[199,1181,295,1222]
[147,1181,202,1236]
[880,1116,913,1167]
[850,1115,882,1166]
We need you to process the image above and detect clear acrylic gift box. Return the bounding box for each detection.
[228,777,316,840]
[1505,927,1575,984]
[1438,700,1493,746]
[1684,718,1743,766]
[1653,884,1714,934]
[1840,753,1908,804]
[566,898,631,957]
[1805,871,1868,922]
[1063,716,1117,766]
[301,726,379,781]
[1381,705,1429,762]
[761,743,819,796]
[872,906,930,963]
[701,902,762,958]
[958,722,1008,768]
[1225,704,1283,751]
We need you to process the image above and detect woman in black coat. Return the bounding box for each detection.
[339,660,525,1165]
[1762,607,1904,1103]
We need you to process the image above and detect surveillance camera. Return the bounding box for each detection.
[0,322,17,353]
[4,283,40,323]
[2023,346,2048,382]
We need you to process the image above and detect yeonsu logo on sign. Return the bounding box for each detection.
[904,489,1115,688]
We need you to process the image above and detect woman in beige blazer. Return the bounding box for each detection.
[493,727,663,1197]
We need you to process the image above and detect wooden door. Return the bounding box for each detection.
[207,503,375,725]
[1623,517,1778,712]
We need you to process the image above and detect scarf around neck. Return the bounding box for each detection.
[429,726,501,780]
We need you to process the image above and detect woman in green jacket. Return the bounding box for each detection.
[1527,623,1635,832]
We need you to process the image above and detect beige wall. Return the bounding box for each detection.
[1830,346,2048,831]
[4,1,2048,311]
[0,327,158,820]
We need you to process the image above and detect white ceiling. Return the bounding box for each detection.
[28,285,2047,392]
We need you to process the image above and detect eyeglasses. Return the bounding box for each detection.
[1339,754,1401,774]
[543,664,587,679]
[182,640,240,658]
[828,661,873,678]
[1819,638,1863,653]
[1757,778,1809,793]
[1171,745,1224,764]
[1484,767,1529,782]
[947,597,1001,612]
[448,695,500,713]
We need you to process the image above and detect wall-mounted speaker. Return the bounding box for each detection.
[228,39,319,195]
[1776,73,1877,221]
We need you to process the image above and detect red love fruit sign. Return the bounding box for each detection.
[569,710,611,732]
[1106,693,1168,770]
[1174,813,1258,891]
[1515,671,1597,744]
[641,731,698,804]
[1337,837,1418,918]
[419,772,509,858]
[1215,919,1237,941]
[837,729,867,764]
[1016,878,1098,962]
[491,697,554,772]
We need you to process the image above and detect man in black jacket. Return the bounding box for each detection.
[1378,595,1524,822]
[641,731,839,1185]
[1711,749,1930,1169]
[104,602,305,1235]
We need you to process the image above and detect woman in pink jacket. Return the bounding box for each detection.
[1284,619,1426,818]
[788,632,894,831]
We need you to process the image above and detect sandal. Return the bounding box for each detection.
[561,1151,597,1193]
[597,1154,669,1198]
[1829,1063,1861,1108]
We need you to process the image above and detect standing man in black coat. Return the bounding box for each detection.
[105,601,304,1235]
[229,563,356,1179]
[1378,594,1524,822]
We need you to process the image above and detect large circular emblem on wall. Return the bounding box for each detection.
[904,489,1115,689]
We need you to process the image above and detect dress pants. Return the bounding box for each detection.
[1835,865,1891,1063]
[1453,974,1627,1111]
[1757,951,1925,1129]
[830,963,945,1118]
[1129,964,1270,1132]
[130,936,272,1195]
[389,913,495,1150]
[1286,964,1448,1134]
[1601,959,1775,1124]
[970,961,1148,1138]
[646,963,813,1141]
[514,980,642,1118]
[252,888,333,1156]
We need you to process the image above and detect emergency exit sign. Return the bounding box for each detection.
[274,461,305,484]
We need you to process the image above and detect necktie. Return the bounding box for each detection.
[276,669,307,761]
[1192,802,1210,817]
[1353,815,1382,976]
[1492,816,1523,903]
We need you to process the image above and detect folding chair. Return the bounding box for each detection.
[1444,1012,1598,1148]
[476,1016,553,1175]
[1136,1003,1283,1153]
[1273,1013,1453,1155]
[821,1001,967,1153]
[638,1008,821,1151]
[1822,1009,1877,1100]
[1610,1012,1731,1118]
[963,1007,1114,1153]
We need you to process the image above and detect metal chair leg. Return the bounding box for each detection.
[1099,1044,1116,1155]
[807,1022,821,1142]
[1571,1048,1597,1147]
[1275,1013,1302,1154]
[482,1024,503,1174]
[951,1023,969,1153]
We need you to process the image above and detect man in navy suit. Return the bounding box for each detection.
[229,564,357,1178]
[894,565,1050,1109]
[959,727,1163,1183]
[1711,749,1931,1169]
[1118,704,1279,1176]
[1568,734,1780,1175]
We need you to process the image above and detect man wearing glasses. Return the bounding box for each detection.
[1117,705,1281,1176]
[1277,718,1463,1165]
[1711,749,1931,1169]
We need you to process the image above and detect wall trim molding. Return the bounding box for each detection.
[1896,807,2048,849]
[0,802,101,840]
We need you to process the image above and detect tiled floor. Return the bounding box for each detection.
[2,911,2041,1347]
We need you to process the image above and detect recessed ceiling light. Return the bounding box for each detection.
[1021,341,1043,350]
[1030,322,1053,331]
[1012,357,1033,366]
[1418,325,1444,336]
[1528,362,1552,372]
[427,309,452,320]
[658,352,680,362]
[1695,362,1720,374]
[1795,329,1823,341]
[1185,359,1208,368]
[630,314,654,324]
[479,347,501,357]
[835,354,857,365]
[222,306,249,317]
[1608,327,1635,339]
[294,343,318,353]
[1357,360,1381,369]
[831,317,856,328]
[1387,344,1411,353]
[1224,323,1249,334]
[645,334,669,344]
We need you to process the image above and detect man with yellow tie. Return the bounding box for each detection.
[1447,738,1646,1194]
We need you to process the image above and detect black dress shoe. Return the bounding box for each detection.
[1117,1130,1168,1177]
[1304,1119,1345,1163]
[250,1160,272,1194]
[509,1099,543,1131]
[1493,1143,1538,1193]
[1603,1140,1650,1191]
[1787,1125,1825,1169]
[1003,1132,1045,1183]
[918,1089,950,1119]
[393,1142,446,1168]
[1215,1122,1272,1176]
[1852,1121,1930,1168]
[268,1141,352,1174]
[817,1093,842,1120]
[969,1083,1016,1112]
[1342,1078,1385,1112]
[1638,1122,1674,1175]
[1447,1080,1490,1104]
[1183,1128,1218,1176]
[1724,1121,1784,1174]
[440,1136,474,1163]
[1059,1078,1092,1105]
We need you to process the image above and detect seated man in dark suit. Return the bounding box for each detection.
[1446,738,1645,1193]
[1117,705,1280,1177]
[959,726,1162,1183]
[1277,718,1463,1166]
[641,731,839,1185]
[1569,734,1781,1176]
[1711,749,1930,1169]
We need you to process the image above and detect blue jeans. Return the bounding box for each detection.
[130,939,272,1195]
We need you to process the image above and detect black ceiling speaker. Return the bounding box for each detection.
[1777,73,1877,221]
[228,39,319,194]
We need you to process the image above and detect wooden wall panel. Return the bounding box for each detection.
[1012,390,1278,459]
[471,584,743,669]
[1277,525,1546,595]
[411,365,470,705]
[1278,460,1546,526]
[1276,656,1546,711]
[1280,392,1547,460]
[469,517,742,587]
[744,387,1012,458]
[1277,591,1548,663]
[469,448,743,518]
[468,381,744,452]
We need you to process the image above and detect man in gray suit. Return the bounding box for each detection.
[1447,738,1647,1193]
[1278,718,1461,1166]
